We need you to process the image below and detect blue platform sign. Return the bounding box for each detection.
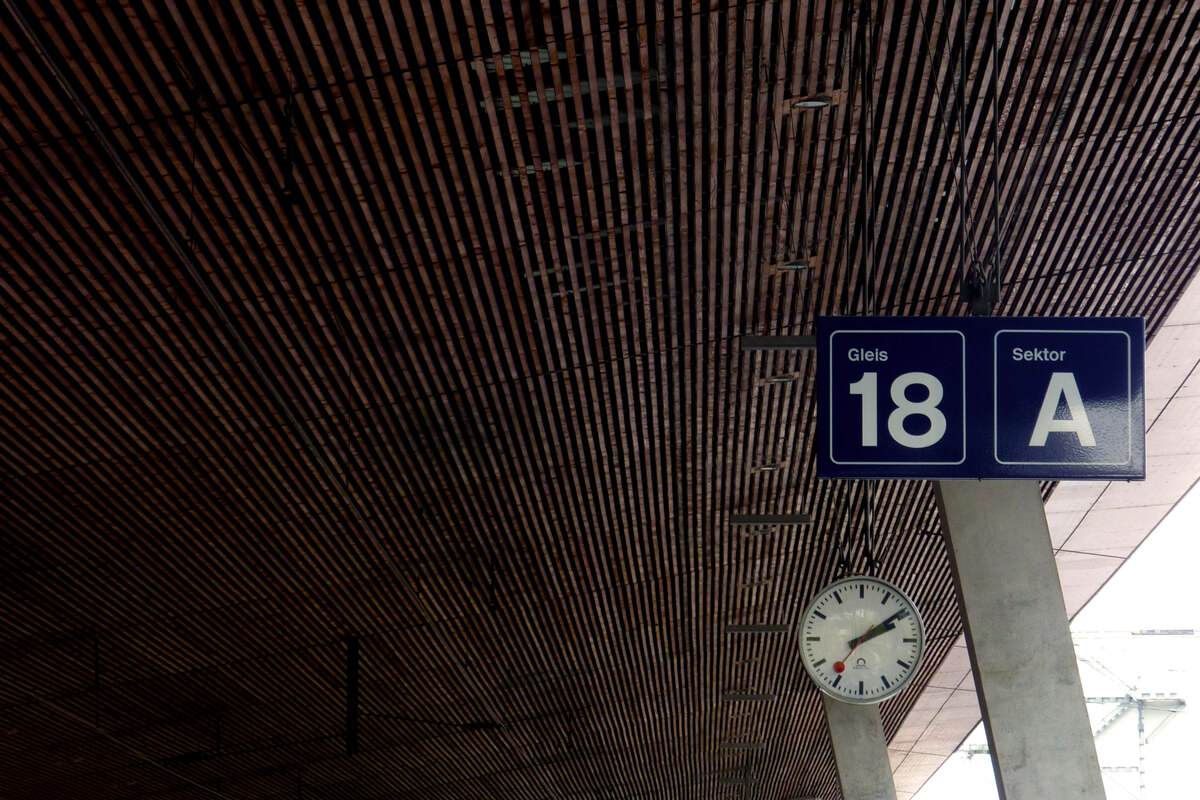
[818,317,1145,480]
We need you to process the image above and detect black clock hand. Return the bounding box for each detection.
[846,609,909,649]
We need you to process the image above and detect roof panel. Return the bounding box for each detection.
[3,2,1199,799]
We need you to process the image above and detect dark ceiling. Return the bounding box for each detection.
[1,1,1197,799]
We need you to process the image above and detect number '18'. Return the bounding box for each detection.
[849,372,947,448]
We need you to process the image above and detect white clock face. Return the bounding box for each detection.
[799,576,926,704]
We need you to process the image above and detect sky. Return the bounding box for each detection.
[914,478,1200,800]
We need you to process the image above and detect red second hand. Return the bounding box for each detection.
[833,625,875,674]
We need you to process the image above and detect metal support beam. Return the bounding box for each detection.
[345,637,360,756]
[822,695,898,800]
[935,480,1105,800]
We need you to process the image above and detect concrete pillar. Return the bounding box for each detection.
[935,480,1105,800]
[823,694,898,800]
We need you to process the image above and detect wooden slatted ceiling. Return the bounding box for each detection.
[1,1,1197,799]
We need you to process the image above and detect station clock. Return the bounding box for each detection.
[799,576,926,704]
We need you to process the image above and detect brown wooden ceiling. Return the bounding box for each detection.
[1,1,1197,799]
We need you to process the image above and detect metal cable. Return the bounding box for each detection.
[915,0,981,266]
[864,0,880,576]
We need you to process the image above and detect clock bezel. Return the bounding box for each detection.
[798,575,927,705]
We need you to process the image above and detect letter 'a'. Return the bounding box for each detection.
[1029,372,1096,447]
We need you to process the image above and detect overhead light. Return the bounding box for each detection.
[752,462,786,473]
[737,577,773,589]
[768,257,816,280]
[726,624,789,634]
[719,742,766,750]
[713,768,758,785]
[716,774,753,784]
[730,514,812,526]
[459,721,505,732]
[738,527,774,538]
[763,374,798,385]
[767,256,819,277]
[781,91,843,114]
[720,693,777,702]
[793,94,833,109]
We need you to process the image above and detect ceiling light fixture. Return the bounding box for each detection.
[767,256,819,278]
[793,94,833,109]
[719,693,777,702]
[737,577,773,589]
[716,773,755,785]
[719,742,766,750]
[364,711,506,732]
[738,527,774,538]
[730,514,812,526]
[765,374,798,384]
[752,463,785,473]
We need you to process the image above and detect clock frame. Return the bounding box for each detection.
[798,576,926,705]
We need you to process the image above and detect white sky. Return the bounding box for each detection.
[914,479,1200,800]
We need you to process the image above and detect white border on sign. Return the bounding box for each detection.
[992,329,1132,466]
[828,329,967,465]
